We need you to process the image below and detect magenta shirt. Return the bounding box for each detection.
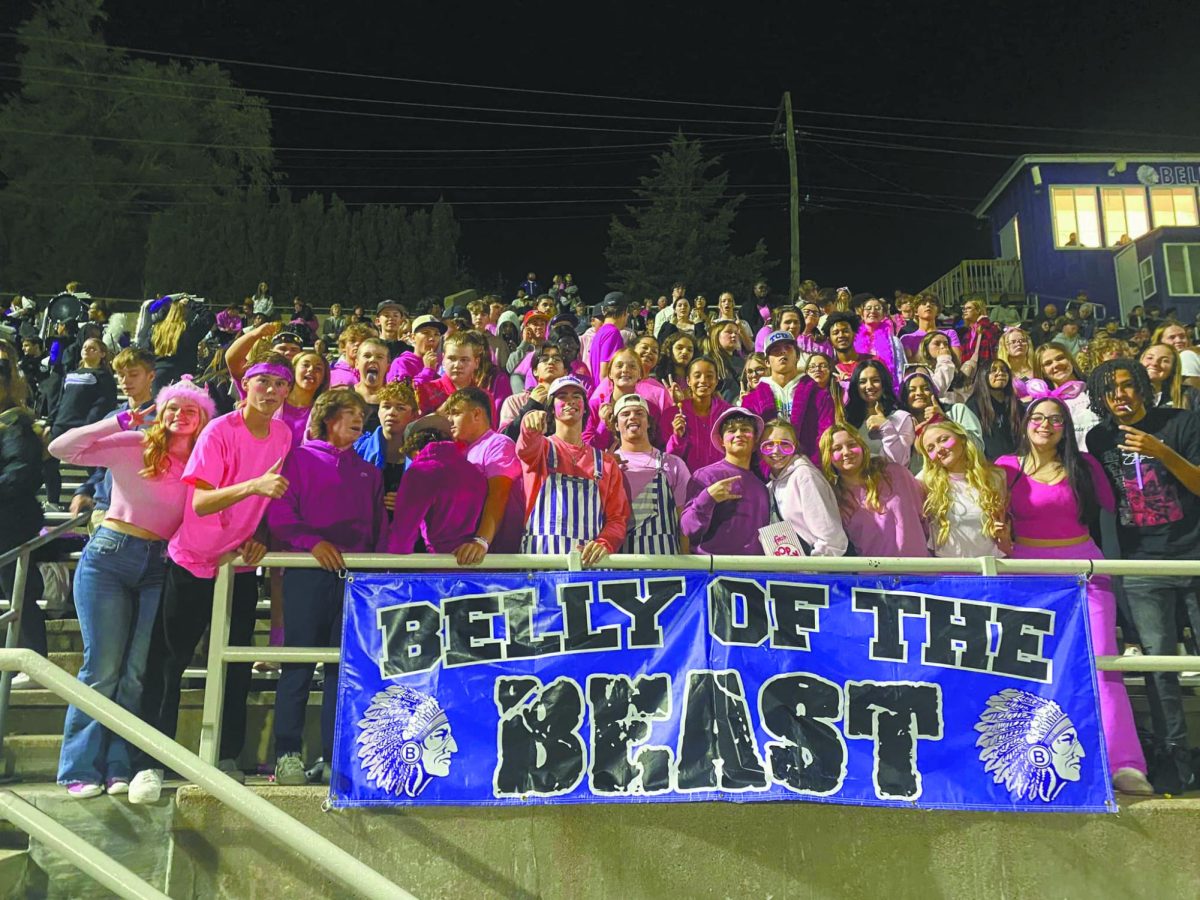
[329,359,358,387]
[995,453,1115,542]
[662,395,732,473]
[387,441,487,554]
[584,378,671,450]
[588,323,625,381]
[267,440,386,552]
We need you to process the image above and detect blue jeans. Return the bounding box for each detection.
[58,527,166,785]
[274,569,342,761]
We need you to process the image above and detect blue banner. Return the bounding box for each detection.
[331,571,1112,813]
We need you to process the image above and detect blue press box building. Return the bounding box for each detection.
[931,155,1200,324]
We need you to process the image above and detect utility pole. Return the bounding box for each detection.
[782,91,800,300]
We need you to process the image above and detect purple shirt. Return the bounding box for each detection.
[588,323,625,381]
[464,429,525,553]
[267,440,386,553]
[329,359,358,387]
[681,459,769,555]
[387,440,487,554]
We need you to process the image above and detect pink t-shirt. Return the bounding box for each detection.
[168,411,294,578]
[47,418,188,541]
[615,449,691,506]
[465,429,525,553]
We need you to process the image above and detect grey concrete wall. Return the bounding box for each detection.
[169,788,1200,900]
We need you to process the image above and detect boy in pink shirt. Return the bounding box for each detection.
[130,356,294,804]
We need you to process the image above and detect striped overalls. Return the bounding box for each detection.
[623,451,680,554]
[521,441,605,554]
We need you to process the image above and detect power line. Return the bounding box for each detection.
[0,32,777,112]
[0,124,762,155]
[1,61,774,128]
[6,32,1192,143]
[0,74,768,138]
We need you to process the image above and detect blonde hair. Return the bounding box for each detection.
[917,420,1007,549]
[1143,342,1189,410]
[819,424,891,516]
[997,328,1035,376]
[139,399,210,478]
[151,302,188,357]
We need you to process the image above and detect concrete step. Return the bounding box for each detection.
[0,847,33,899]
[44,617,279,655]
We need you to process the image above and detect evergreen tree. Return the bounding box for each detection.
[606,133,776,300]
[0,0,275,295]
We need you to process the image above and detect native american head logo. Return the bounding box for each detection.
[355,685,458,798]
[974,688,1085,802]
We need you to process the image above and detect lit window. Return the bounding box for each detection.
[1100,187,1150,247]
[1150,187,1199,228]
[1164,244,1200,296]
[1050,187,1101,248]
[1139,256,1156,299]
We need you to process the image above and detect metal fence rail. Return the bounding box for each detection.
[195,551,1200,762]
[0,649,411,900]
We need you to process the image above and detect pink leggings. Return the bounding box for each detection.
[1089,575,1147,774]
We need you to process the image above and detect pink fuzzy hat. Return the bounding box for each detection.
[155,375,216,421]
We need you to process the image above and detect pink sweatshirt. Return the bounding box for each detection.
[841,462,930,557]
[662,394,732,473]
[48,418,189,541]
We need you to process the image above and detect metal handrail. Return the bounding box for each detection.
[0,790,169,900]
[0,512,88,570]
[0,649,410,900]
[0,512,91,763]
[193,551,1200,764]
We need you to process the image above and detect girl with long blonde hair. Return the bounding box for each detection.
[916,419,1009,557]
[47,377,214,799]
[819,423,928,557]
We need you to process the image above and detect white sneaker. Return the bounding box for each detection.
[1113,767,1155,796]
[128,768,163,805]
[8,673,37,690]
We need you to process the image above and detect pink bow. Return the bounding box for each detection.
[1013,378,1085,403]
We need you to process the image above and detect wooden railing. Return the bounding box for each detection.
[922,259,1024,306]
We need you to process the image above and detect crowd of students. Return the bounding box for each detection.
[3,280,1200,801]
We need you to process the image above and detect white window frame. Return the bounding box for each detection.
[1164,243,1200,297]
[1149,186,1200,228]
[1100,186,1151,247]
[1139,256,1157,299]
[1049,186,1103,250]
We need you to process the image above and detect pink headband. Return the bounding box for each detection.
[1013,378,1084,403]
[244,362,294,383]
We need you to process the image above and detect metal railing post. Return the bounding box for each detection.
[0,548,31,769]
[198,559,235,767]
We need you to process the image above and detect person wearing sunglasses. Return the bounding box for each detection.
[759,421,847,556]
[995,395,1151,797]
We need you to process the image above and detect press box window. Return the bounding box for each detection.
[1150,187,1199,228]
[1101,187,1150,247]
[1051,187,1101,248]
[1164,244,1200,296]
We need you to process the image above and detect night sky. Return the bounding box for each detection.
[3,0,1198,299]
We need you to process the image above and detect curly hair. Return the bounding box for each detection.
[1087,358,1154,422]
[917,419,1007,549]
[308,387,368,441]
[376,378,417,410]
[819,423,892,517]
